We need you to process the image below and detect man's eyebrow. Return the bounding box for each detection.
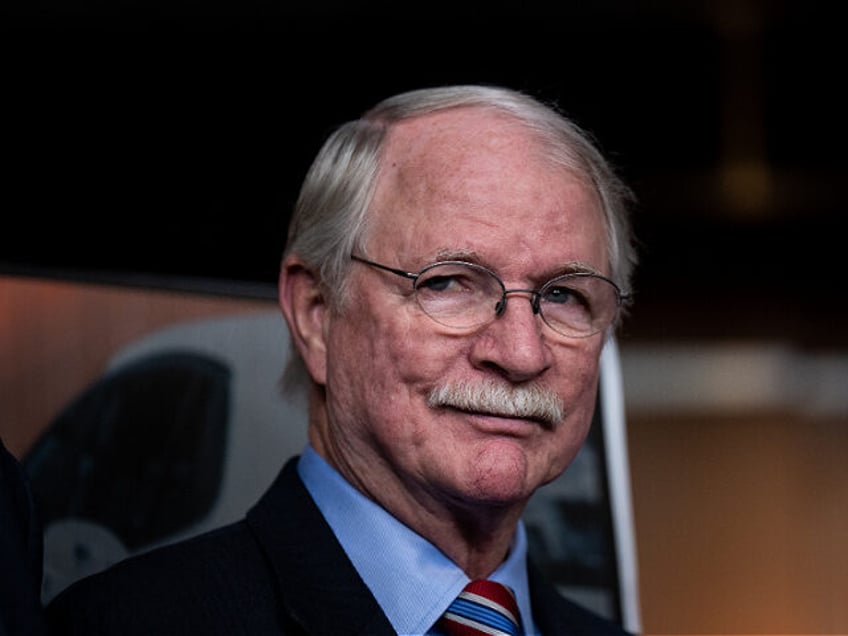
[432,248,480,262]
[556,261,602,276]
[527,262,603,284]
[428,251,603,278]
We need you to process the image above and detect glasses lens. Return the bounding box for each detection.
[538,274,620,337]
[414,262,503,328]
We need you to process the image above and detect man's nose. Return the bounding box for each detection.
[470,293,552,383]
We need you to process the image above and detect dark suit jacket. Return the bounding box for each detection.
[0,437,46,636]
[46,456,631,635]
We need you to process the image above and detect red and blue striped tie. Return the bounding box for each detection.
[440,579,524,636]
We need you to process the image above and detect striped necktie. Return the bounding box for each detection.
[440,579,524,636]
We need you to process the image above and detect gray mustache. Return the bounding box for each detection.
[427,380,564,427]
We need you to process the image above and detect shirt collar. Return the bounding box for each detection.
[297,445,536,635]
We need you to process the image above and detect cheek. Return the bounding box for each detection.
[563,350,602,414]
[542,345,604,475]
[324,304,459,421]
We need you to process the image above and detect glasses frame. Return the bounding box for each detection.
[350,254,628,338]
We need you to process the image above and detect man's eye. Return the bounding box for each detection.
[543,286,587,306]
[543,286,571,303]
[419,275,456,292]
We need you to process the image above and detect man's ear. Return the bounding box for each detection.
[278,256,328,386]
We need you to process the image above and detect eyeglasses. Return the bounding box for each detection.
[350,255,627,338]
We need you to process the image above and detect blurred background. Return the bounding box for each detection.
[2,0,846,633]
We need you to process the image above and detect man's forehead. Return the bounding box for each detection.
[365,107,607,273]
[382,106,535,159]
[374,107,567,207]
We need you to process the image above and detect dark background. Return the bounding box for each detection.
[4,0,846,346]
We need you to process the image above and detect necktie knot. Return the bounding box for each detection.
[440,579,524,636]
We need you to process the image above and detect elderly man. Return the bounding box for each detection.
[47,85,636,635]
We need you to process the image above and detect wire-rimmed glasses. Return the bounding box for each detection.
[351,255,627,338]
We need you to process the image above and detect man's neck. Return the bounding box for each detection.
[311,446,524,576]
[306,390,529,577]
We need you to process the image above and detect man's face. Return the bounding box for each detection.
[321,108,609,514]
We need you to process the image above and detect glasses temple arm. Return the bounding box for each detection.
[350,255,418,281]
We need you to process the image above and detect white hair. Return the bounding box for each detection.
[282,85,637,392]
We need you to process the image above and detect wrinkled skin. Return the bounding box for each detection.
[279,107,609,577]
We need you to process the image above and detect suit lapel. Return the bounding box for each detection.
[245,457,396,636]
[528,559,630,635]
[243,458,628,635]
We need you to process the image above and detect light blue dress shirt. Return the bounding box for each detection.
[298,444,539,635]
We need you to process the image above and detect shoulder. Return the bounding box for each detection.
[45,521,279,635]
[528,562,633,636]
[541,592,633,635]
[46,457,317,635]
[0,438,47,635]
